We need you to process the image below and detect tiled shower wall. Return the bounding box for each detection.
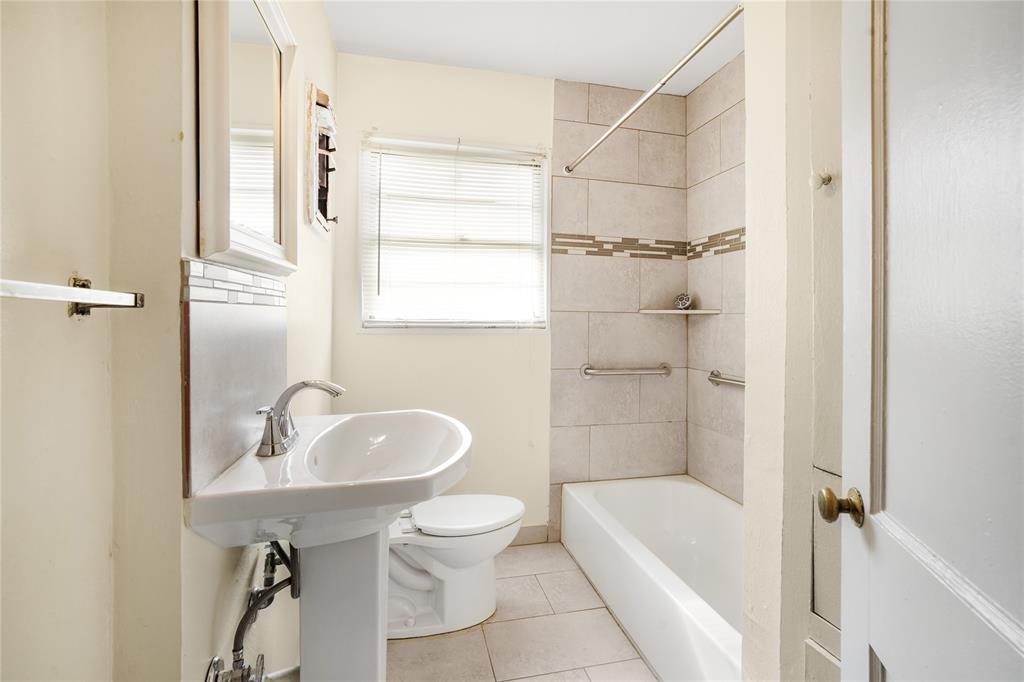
[548,81,689,542]
[548,55,746,540]
[683,54,746,503]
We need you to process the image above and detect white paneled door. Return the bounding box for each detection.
[840,1,1023,680]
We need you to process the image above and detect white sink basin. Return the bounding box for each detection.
[186,409,472,548]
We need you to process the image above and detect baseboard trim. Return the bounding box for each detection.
[511,524,549,546]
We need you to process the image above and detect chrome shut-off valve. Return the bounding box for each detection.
[205,654,265,682]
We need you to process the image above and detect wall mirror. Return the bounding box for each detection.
[199,0,298,275]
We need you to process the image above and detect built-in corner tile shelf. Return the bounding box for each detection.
[638,309,721,315]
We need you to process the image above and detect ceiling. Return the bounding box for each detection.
[322,2,744,96]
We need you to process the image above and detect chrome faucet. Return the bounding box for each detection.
[256,379,345,457]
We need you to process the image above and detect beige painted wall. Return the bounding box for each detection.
[331,54,553,528]
[2,1,337,678]
[106,1,193,676]
[1,3,116,678]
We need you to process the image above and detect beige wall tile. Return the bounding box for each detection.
[720,380,745,440]
[686,53,745,133]
[686,164,745,240]
[495,542,577,579]
[550,426,589,484]
[586,659,656,681]
[638,131,686,188]
[686,117,722,187]
[550,254,639,312]
[717,313,745,378]
[687,312,743,377]
[588,313,686,368]
[686,422,743,503]
[551,311,589,369]
[687,253,723,310]
[587,181,685,241]
[714,430,743,503]
[551,177,588,234]
[553,120,638,182]
[589,422,686,479]
[640,371,687,423]
[688,361,743,443]
[589,85,685,135]
[686,368,722,430]
[554,80,589,122]
[387,625,494,681]
[812,468,842,628]
[488,576,554,623]
[548,485,562,542]
[721,251,745,313]
[687,315,719,372]
[536,570,603,613]
[483,609,637,680]
[550,370,639,426]
[720,101,745,170]
[640,258,688,310]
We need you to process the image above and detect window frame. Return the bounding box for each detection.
[357,135,551,333]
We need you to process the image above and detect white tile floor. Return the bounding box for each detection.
[387,543,655,681]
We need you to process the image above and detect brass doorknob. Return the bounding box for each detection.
[817,487,865,527]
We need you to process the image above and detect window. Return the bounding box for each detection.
[359,138,548,329]
[229,128,277,241]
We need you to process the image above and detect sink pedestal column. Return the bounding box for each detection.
[300,529,389,680]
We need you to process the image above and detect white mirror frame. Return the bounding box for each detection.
[199,0,298,276]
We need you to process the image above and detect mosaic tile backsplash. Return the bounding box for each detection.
[181,258,286,306]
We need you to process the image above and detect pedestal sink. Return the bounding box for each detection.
[186,409,471,680]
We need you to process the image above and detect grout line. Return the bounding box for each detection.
[486,605,610,627]
[555,117,685,139]
[480,621,499,682]
[685,161,745,192]
[534,570,558,615]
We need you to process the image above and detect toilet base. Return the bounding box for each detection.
[387,549,497,639]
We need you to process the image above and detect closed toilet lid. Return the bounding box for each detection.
[411,495,524,537]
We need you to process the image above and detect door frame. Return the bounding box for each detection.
[840,1,876,678]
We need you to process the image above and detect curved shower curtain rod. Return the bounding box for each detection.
[563,3,745,175]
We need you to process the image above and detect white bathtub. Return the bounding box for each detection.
[562,476,742,681]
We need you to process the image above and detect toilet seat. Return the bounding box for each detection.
[407,494,524,537]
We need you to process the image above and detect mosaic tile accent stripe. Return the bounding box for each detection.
[686,227,746,260]
[180,258,286,306]
[551,233,688,260]
[551,228,745,261]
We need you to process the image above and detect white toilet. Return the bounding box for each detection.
[387,494,524,638]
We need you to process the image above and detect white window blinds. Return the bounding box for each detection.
[359,138,548,329]
[230,128,276,241]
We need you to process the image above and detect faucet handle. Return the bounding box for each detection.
[257,405,274,417]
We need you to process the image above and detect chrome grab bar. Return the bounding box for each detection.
[708,370,745,387]
[1,277,144,316]
[580,363,671,378]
